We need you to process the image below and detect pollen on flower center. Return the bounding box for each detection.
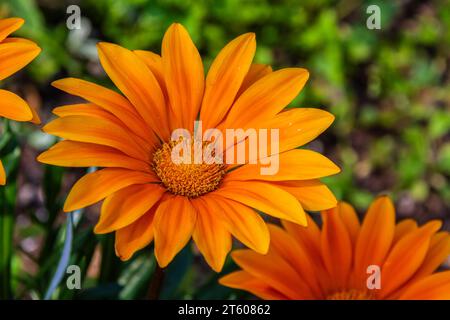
[326,289,376,300]
[152,139,226,198]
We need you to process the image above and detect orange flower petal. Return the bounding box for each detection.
[225,68,309,128]
[399,271,450,300]
[0,89,33,121]
[413,231,450,278]
[0,18,24,41]
[38,140,150,172]
[393,219,418,244]
[200,33,256,129]
[271,180,337,211]
[214,180,307,226]
[153,196,197,268]
[96,42,170,140]
[191,198,232,272]
[268,224,322,298]
[219,270,288,300]
[225,149,340,181]
[42,115,150,160]
[115,208,157,261]
[230,249,309,299]
[133,50,166,95]
[354,196,395,286]
[0,39,40,81]
[161,23,204,131]
[64,168,158,212]
[337,201,360,247]
[256,108,335,153]
[380,220,441,298]
[95,184,165,233]
[321,206,353,290]
[236,63,272,98]
[203,194,270,254]
[281,216,322,260]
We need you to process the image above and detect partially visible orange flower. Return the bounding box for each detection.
[0,17,41,185]
[220,196,450,300]
[38,23,340,272]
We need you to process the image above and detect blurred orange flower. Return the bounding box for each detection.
[220,196,450,299]
[0,17,41,185]
[38,23,339,271]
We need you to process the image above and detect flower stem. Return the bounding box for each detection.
[147,264,165,300]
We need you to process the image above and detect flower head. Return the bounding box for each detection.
[0,17,41,185]
[38,23,339,271]
[220,196,450,299]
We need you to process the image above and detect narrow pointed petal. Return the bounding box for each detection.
[191,198,232,272]
[0,89,33,121]
[95,184,165,233]
[64,168,158,212]
[399,271,450,300]
[354,196,395,285]
[225,68,309,128]
[225,149,340,181]
[213,180,307,226]
[0,18,24,41]
[321,206,353,290]
[413,232,450,278]
[38,141,150,172]
[219,271,288,300]
[393,219,418,244]
[273,180,337,211]
[380,221,442,298]
[115,208,157,261]
[230,249,309,299]
[256,108,335,152]
[0,38,40,80]
[203,194,270,254]
[96,42,170,140]
[162,23,204,131]
[42,115,150,160]
[133,50,166,95]
[236,63,272,98]
[153,196,197,268]
[200,33,256,128]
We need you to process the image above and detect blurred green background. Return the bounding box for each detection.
[0,0,448,299]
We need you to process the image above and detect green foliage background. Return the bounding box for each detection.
[0,0,448,299]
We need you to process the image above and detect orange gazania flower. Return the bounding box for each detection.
[0,17,41,185]
[220,196,450,299]
[38,23,340,271]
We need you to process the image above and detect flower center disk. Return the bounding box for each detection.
[152,140,226,198]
